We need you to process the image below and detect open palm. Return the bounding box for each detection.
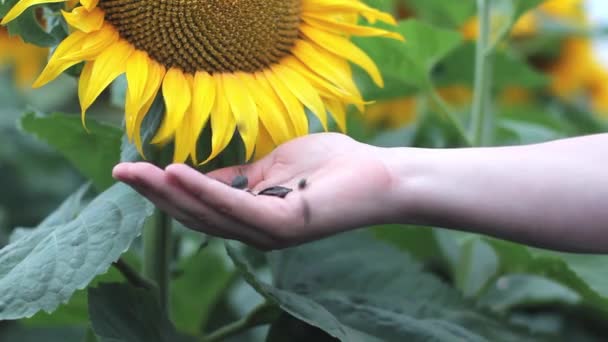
[113,133,397,250]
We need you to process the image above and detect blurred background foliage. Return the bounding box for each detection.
[1,0,608,341]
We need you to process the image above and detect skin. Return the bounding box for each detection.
[113,133,608,253]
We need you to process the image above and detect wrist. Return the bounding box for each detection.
[372,145,442,225]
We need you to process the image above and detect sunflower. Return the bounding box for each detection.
[0,26,47,87]
[2,0,401,163]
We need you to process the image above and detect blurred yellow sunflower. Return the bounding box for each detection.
[549,38,608,117]
[0,26,47,87]
[2,0,401,163]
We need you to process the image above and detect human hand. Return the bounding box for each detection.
[113,133,401,250]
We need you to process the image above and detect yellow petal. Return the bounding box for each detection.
[62,7,104,33]
[302,0,397,25]
[125,50,150,140]
[59,25,119,61]
[241,72,291,145]
[80,0,99,10]
[77,61,94,130]
[272,61,328,131]
[326,99,347,132]
[202,76,237,164]
[79,40,133,125]
[303,14,404,41]
[263,69,309,137]
[190,71,215,163]
[1,0,65,24]
[32,31,87,88]
[152,68,192,145]
[172,74,195,163]
[253,122,276,161]
[173,109,195,163]
[301,23,384,87]
[222,73,259,161]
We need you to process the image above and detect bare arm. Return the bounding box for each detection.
[113,133,608,252]
[383,133,608,252]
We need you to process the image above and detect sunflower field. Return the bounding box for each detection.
[1,0,608,341]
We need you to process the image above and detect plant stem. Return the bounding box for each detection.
[428,87,472,147]
[202,302,279,342]
[470,0,493,146]
[113,258,156,291]
[143,149,173,314]
[143,208,172,313]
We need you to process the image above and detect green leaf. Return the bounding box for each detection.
[478,274,580,313]
[489,0,545,49]
[354,19,463,100]
[170,246,235,335]
[484,239,608,317]
[0,183,153,320]
[6,7,57,47]
[21,112,122,191]
[88,283,182,342]
[454,238,499,298]
[0,322,86,342]
[228,232,539,341]
[405,0,476,28]
[373,225,442,261]
[436,43,548,90]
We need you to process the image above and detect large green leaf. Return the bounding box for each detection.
[405,0,476,28]
[227,232,540,341]
[483,239,608,317]
[0,183,153,320]
[436,43,548,90]
[88,283,182,342]
[21,112,122,191]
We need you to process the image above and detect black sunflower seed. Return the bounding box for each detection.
[258,186,293,198]
[231,175,249,189]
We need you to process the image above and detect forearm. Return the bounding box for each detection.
[380,134,608,253]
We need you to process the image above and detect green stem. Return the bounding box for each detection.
[428,87,472,147]
[143,149,173,313]
[202,302,279,342]
[113,258,156,291]
[470,0,493,146]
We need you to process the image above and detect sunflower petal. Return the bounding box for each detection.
[263,69,309,137]
[79,40,133,125]
[242,72,291,145]
[303,14,404,41]
[62,7,104,33]
[253,122,276,161]
[223,73,259,161]
[202,76,237,164]
[272,61,328,131]
[301,23,384,87]
[189,71,215,163]
[152,68,192,145]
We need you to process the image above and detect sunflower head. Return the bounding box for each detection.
[2,0,402,163]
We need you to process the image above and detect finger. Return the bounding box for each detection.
[115,163,279,248]
[162,175,280,248]
[165,164,299,230]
